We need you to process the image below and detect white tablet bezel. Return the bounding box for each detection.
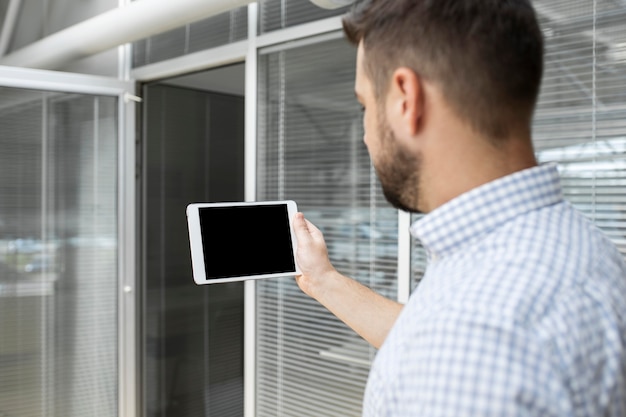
[186,200,300,285]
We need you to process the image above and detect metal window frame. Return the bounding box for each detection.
[244,4,259,417]
[0,64,138,417]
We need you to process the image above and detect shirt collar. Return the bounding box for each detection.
[410,163,563,259]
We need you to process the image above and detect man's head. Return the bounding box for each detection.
[344,0,544,212]
[344,0,544,141]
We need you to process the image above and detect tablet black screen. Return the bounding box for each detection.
[199,204,296,279]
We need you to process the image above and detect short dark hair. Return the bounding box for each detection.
[343,0,544,140]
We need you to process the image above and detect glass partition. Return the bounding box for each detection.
[0,87,119,417]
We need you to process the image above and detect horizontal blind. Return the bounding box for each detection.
[132,6,248,67]
[259,0,350,34]
[0,92,45,417]
[49,94,119,417]
[0,88,118,417]
[533,0,626,256]
[257,37,397,416]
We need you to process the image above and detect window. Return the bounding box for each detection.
[256,36,398,417]
[132,7,248,67]
[258,0,349,34]
[0,88,119,417]
[255,2,626,414]
[533,0,626,256]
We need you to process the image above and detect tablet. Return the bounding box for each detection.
[186,200,300,285]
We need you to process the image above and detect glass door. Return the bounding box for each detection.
[140,64,246,417]
[0,67,136,417]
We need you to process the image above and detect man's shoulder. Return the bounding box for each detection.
[490,199,624,275]
[404,199,626,337]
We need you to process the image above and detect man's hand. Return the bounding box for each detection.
[293,212,335,299]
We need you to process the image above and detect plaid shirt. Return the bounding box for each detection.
[363,164,626,417]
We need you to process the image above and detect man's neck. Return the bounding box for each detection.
[420,128,538,213]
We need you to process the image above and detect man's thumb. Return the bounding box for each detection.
[293,212,311,244]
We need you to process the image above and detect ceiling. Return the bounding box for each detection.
[0,0,625,60]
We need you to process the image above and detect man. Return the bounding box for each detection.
[293,0,626,416]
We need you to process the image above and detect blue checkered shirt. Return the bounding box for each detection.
[363,164,626,417]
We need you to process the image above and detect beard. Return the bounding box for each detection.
[372,113,423,214]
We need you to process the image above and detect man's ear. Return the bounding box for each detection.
[386,67,423,140]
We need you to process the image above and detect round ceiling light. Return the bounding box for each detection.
[309,0,353,10]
